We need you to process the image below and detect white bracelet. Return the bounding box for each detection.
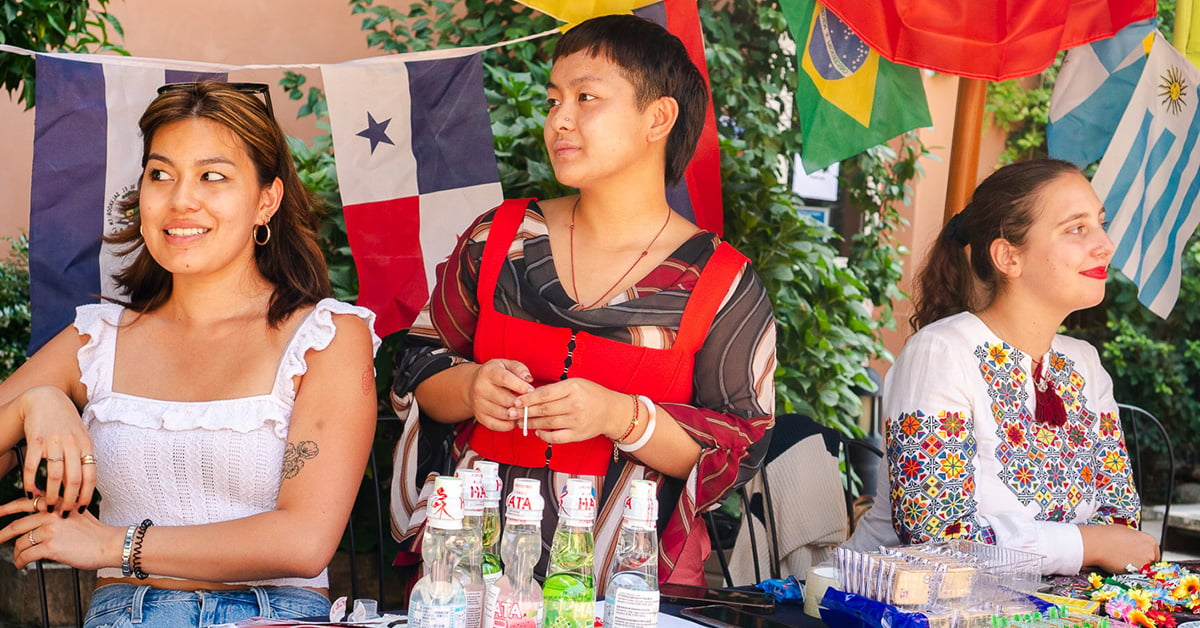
[616,395,657,452]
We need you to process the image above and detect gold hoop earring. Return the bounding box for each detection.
[254,223,271,246]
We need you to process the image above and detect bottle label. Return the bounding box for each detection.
[484,588,542,628]
[465,588,484,628]
[609,589,659,628]
[410,603,467,628]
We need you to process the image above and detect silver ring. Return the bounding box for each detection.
[1126,563,1139,573]
[27,531,38,546]
[46,456,63,462]
[31,495,40,511]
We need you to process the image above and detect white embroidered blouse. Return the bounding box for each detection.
[847,312,1140,575]
[76,298,380,586]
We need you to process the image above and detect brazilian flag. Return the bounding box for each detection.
[782,0,931,171]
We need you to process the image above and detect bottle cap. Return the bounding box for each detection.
[504,477,544,524]
[623,479,658,527]
[456,468,486,516]
[473,459,502,506]
[426,475,464,530]
[558,478,597,525]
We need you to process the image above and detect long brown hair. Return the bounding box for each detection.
[107,81,330,326]
[910,158,1084,330]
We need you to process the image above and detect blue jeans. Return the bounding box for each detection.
[83,584,330,627]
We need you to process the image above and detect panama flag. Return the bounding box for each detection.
[1093,31,1200,317]
[1048,18,1156,168]
[322,50,502,338]
[29,53,229,353]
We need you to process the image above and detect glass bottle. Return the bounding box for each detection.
[483,478,544,628]
[603,479,659,628]
[474,459,504,591]
[456,468,488,628]
[409,475,468,628]
[543,478,597,628]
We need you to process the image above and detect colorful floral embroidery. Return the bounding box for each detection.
[974,341,1139,526]
[887,410,991,543]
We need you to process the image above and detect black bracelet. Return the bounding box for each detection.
[130,519,153,580]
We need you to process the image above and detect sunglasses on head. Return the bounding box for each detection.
[156,81,275,119]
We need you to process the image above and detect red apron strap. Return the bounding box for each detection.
[476,199,536,315]
[673,242,749,352]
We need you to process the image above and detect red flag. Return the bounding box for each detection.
[819,0,1157,81]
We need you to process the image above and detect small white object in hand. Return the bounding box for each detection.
[523,405,529,436]
[1126,563,1140,574]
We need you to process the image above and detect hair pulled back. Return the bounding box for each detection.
[107,81,330,327]
[910,158,1084,330]
[553,14,708,187]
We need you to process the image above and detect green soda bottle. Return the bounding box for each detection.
[473,460,503,590]
[542,478,597,628]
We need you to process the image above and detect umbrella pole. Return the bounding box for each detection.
[944,77,988,222]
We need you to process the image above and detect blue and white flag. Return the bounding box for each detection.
[1092,31,1200,318]
[29,54,229,352]
[1048,18,1155,168]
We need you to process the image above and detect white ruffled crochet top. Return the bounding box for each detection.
[76,298,379,587]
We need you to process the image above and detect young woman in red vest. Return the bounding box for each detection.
[391,14,776,588]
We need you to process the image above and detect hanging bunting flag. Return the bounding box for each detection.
[322,51,503,337]
[28,53,228,353]
[513,0,724,234]
[1174,0,1200,67]
[1048,18,1156,168]
[818,0,1156,81]
[511,0,658,27]
[1093,32,1200,318]
[780,0,931,172]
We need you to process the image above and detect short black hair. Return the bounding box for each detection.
[553,14,708,187]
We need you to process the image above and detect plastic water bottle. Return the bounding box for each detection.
[409,475,468,628]
[603,479,659,628]
[456,468,488,628]
[483,478,544,628]
[543,478,597,628]
[474,460,504,591]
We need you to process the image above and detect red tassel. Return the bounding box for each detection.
[1032,360,1067,427]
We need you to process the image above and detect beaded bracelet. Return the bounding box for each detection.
[119,524,137,577]
[130,519,153,580]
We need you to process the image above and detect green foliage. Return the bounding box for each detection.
[0,0,126,109]
[0,235,30,379]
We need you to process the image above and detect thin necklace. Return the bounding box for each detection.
[568,196,671,310]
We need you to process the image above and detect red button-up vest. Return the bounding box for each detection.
[468,199,747,474]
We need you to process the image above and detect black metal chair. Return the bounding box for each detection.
[1117,403,1175,552]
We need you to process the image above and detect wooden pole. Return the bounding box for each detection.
[944,77,988,222]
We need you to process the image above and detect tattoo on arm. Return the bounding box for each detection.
[282,440,319,480]
[362,366,374,397]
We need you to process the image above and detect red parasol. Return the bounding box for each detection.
[818,0,1157,218]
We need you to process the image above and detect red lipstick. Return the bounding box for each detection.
[1081,266,1108,279]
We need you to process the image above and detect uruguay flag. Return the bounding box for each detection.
[1093,31,1200,318]
[322,50,503,338]
[29,54,229,353]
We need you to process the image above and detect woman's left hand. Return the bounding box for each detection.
[514,378,630,444]
[0,496,119,570]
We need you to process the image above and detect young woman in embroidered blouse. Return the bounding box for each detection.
[391,15,776,588]
[0,82,379,624]
[847,159,1158,575]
